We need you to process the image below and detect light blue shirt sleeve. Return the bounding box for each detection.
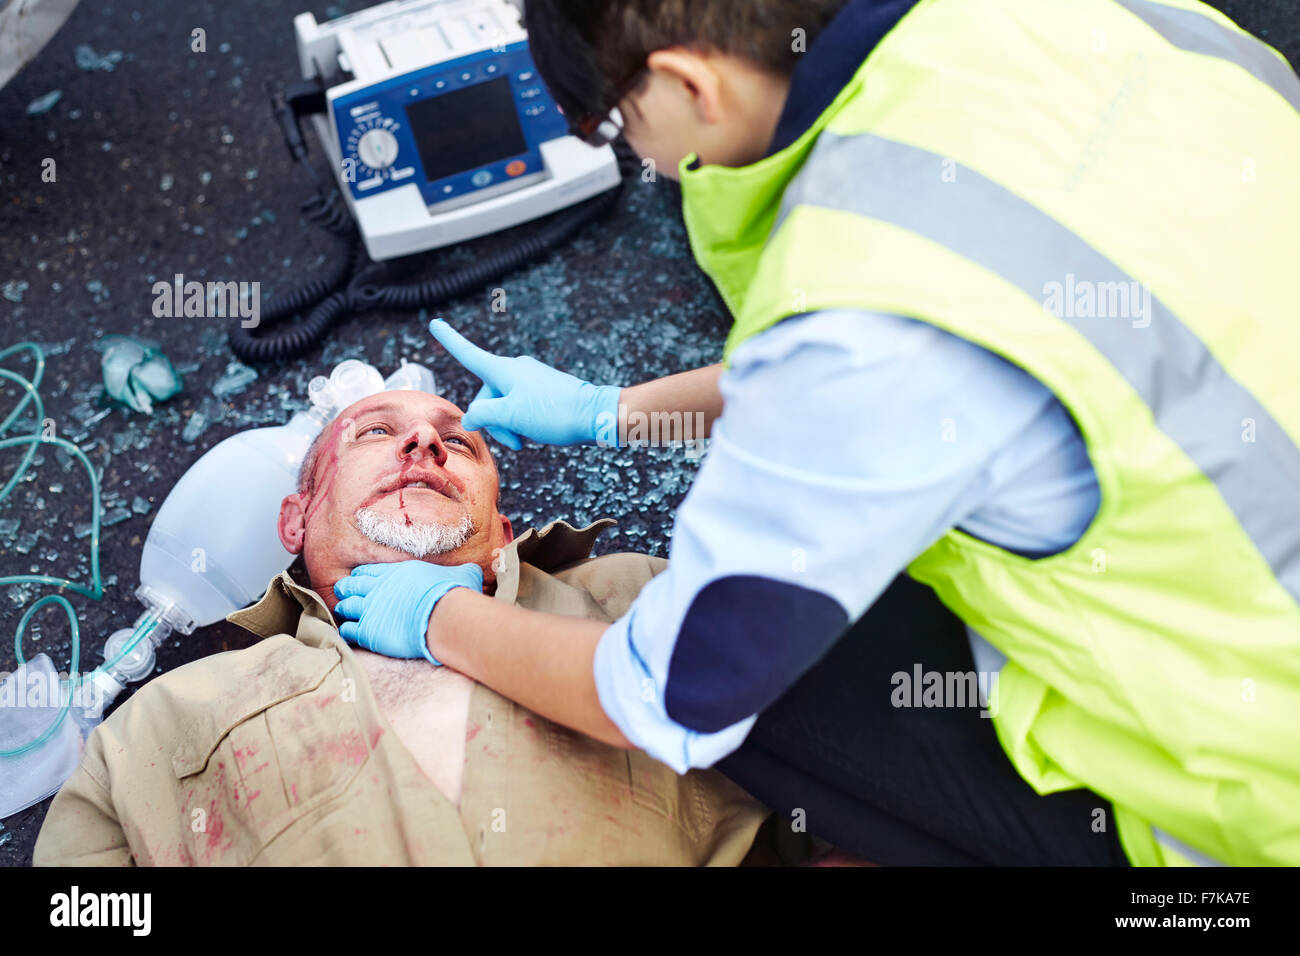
[593,309,1099,773]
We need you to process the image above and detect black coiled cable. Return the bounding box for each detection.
[229,129,634,363]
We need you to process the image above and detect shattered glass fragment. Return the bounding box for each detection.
[74,43,125,72]
[212,360,258,398]
[101,506,132,527]
[70,404,111,431]
[131,496,151,515]
[25,90,63,115]
[197,326,225,357]
[182,408,209,444]
[6,583,31,606]
[35,336,76,357]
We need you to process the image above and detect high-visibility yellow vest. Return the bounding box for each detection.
[677,0,1300,865]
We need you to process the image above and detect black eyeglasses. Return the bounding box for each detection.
[567,61,648,147]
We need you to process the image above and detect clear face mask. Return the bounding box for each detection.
[0,344,435,817]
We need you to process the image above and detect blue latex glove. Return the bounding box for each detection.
[428,317,622,449]
[332,560,484,665]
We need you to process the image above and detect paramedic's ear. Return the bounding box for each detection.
[278,493,308,555]
[644,47,724,125]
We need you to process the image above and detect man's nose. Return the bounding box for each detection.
[399,423,447,466]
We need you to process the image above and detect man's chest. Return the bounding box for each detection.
[352,650,474,805]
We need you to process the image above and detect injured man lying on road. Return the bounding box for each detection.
[34,388,823,866]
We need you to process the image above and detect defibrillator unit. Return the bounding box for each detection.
[294,0,620,260]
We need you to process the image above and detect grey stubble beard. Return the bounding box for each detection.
[353,506,474,558]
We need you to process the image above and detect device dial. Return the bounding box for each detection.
[357,128,400,170]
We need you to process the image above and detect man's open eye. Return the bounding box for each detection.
[445,434,470,448]
[362,424,390,437]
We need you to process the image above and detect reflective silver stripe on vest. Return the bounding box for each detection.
[773,131,1300,606]
[1153,826,1227,866]
[1115,0,1300,114]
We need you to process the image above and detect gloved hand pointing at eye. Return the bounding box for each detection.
[428,318,622,450]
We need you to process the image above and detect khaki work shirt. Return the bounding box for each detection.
[34,520,771,866]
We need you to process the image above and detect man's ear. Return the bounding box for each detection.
[499,513,514,545]
[278,493,308,554]
[645,47,724,124]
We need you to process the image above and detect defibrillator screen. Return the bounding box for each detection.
[405,78,529,184]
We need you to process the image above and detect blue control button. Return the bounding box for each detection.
[471,170,493,187]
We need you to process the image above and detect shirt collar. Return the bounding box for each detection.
[226,518,619,641]
[764,0,920,157]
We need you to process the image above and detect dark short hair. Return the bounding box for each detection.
[524,0,849,124]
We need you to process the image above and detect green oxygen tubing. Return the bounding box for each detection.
[0,342,160,759]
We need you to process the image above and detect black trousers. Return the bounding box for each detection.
[716,575,1130,866]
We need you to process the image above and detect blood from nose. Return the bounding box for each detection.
[398,457,411,521]
[402,429,446,467]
